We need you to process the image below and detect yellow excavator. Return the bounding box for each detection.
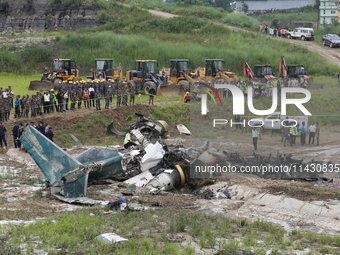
[191,59,238,85]
[159,59,201,94]
[126,60,184,97]
[29,59,81,91]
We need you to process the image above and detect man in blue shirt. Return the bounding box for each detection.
[12,120,19,148]
[300,121,306,146]
[15,95,21,118]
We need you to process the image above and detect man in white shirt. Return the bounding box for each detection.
[308,122,316,145]
[252,127,262,151]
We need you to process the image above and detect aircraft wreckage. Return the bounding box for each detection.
[20,115,329,200]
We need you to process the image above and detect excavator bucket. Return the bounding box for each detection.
[29,80,54,91]
[156,83,186,97]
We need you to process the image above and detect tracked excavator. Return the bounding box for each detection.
[29,59,81,91]
[126,60,184,97]
[244,61,276,83]
[279,56,314,88]
[191,59,238,85]
[86,59,123,84]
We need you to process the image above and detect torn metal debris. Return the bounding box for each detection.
[107,113,169,142]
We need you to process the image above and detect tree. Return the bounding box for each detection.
[242,3,248,12]
[215,0,232,12]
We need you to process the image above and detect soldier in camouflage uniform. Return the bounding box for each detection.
[50,90,55,113]
[122,83,128,106]
[105,88,111,109]
[35,92,41,116]
[95,89,101,110]
[70,88,77,110]
[77,87,82,109]
[129,83,135,105]
[31,94,37,118]
[116,87,121,108]
[25,94,30,118]
[20,95,26,117]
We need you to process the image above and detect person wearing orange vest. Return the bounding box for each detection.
[83,87,90,108]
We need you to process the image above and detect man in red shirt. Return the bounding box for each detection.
[183,92,191,103]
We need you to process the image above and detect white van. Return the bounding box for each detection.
[286,28,314,41]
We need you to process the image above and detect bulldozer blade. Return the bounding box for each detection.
[157,83,186,97]
[107,121,126,136]
[29,80,53,91]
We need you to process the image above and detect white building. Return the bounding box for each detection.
[319,0,338,24]
[235,0,315,13]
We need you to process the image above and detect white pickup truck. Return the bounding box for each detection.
[248,112,308,130]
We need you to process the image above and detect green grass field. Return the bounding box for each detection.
[1,208,339,254]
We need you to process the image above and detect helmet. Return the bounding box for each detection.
[186,92,189,95]
[109,86,111,88]
[31,94,35,96]
[97,81,99,83]
[108,79,111,81]
[50,89,54,92]
[69,81,73,84]
[101,79,105,82]
[58,81,62,84]
[91,80,94,83]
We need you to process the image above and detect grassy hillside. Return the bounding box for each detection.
[0,1,338,77]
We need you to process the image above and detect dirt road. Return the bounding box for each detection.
[145,7,340,68]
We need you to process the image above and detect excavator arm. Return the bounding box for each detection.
[279,56,287,78]
[244,61,254,80]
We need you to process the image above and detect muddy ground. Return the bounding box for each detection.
[0,102,340,255]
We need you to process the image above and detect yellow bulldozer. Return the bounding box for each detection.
[86,59,123,83]
[126,60,184,97]
[159,59,202,94]
[29,59,81,91]
[191,59,238,85]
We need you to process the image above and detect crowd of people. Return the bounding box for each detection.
[259,25,290,38]
[0,120,54,150]
[1,79,142,122]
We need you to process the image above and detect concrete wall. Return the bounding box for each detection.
[236,0,314,13]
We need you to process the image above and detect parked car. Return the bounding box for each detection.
[322,34,340,48]
[286,28,314,41]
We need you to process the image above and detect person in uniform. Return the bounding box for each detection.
[70,87,77,110]
[116,87,122,108]
[31,94,37,118]
[105,87,111,109]
[20,95,25,117]
[50,89,55,113]
[95,89,101,110]
[25,94,30,118]
[129,83,135,105]
[122,83,128,106]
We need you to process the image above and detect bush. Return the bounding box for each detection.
[98,10,110,22]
